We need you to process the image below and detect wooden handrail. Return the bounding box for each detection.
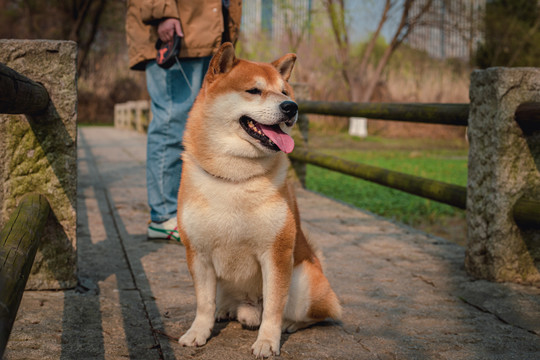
[298,100,470,126]
[0,63,50,115]
[0,194,51,358]
[298,100,540,129]
[289,148,467,209]
[513,198,540,228]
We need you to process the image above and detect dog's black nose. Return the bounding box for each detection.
[280,101,298,118]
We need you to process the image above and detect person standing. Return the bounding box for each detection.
[126,0,242,241]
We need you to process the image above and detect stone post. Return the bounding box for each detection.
[0,40,78,289]
[467,67,540,286]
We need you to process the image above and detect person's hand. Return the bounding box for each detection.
[157,18,183,42]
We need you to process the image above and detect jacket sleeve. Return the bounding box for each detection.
[140,0,179,25]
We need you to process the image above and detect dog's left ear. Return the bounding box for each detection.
[272,53,296,81]
[207,42,237,83]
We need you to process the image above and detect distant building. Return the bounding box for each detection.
[406,0,485,61]
[241,0,313,40]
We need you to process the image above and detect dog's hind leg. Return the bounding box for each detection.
[237,300,262,329]
[282,260,342,333]
[281,319,316,333]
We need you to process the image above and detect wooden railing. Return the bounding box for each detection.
[291,100,540,228]
[298,101,470,125]
[0,64,52,358]
[298,100,540,128]
[0,195,50,355]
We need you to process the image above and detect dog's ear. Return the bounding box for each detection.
[207,42,237,83]
[271,53,296,81]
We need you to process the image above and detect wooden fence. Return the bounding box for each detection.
[291,100,540,228]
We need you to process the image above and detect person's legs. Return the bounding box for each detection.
[145,57,211,237]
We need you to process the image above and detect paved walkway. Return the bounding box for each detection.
[4,127,540,360]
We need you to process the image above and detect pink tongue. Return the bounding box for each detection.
[258,124,295,153]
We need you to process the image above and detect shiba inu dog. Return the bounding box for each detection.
[176,42,342,358]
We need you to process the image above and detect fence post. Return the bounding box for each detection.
[0,40,78,289]
[467,67,540,285]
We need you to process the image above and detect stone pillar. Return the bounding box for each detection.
[0,40,78,289]
[467,67,540,286]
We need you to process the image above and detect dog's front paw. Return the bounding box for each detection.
[178,325,212,347]
[251,338,280,358]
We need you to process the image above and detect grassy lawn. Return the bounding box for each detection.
[303,135,469,245]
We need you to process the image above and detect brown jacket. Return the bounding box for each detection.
[126,0,242,70]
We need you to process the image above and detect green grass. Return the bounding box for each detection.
[304,147,468,226]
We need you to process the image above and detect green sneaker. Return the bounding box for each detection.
[147,217,181,242]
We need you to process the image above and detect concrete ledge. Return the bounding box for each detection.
[0,40,78,289]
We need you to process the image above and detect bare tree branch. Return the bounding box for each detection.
[358,0,392,78]
[69,0,93,42]
[323,0,352,93]
[358,0,433,101]
[323,0,435,103]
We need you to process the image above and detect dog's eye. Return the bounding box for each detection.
[246,88,262,95]
[282,90,289,96]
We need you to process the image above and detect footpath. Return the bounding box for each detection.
[4,127,540,360]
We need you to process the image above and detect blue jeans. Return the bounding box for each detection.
[145,57,211,223]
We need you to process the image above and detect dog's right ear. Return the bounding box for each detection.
[206,42,237,83]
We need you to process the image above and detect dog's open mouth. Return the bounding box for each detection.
[240,116,295,153]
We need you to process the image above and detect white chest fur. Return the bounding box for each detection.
[180,160,289,282]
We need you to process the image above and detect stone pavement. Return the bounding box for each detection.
[4,127,540,360]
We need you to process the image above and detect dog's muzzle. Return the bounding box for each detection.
[280,101,298,126]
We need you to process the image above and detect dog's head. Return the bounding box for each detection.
[185,43,298,162]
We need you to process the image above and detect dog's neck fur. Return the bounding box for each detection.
[185,149,287,184]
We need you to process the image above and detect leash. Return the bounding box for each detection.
[174,56,194,93]
[155,33,194,92]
